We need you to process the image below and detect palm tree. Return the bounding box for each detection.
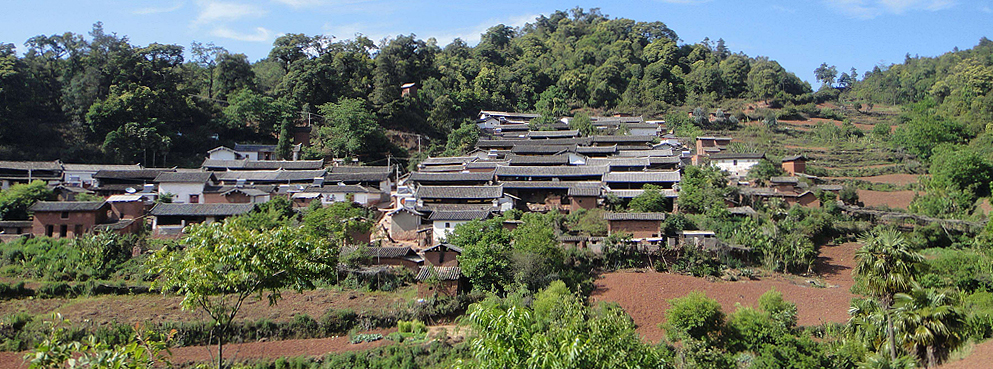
[894,285,966,368]
[854,229,924,360]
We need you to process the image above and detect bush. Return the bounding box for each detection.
[0,282,31,299]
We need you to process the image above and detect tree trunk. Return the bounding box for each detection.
[927,345,937,368]
[217,334,224,369]
[886,312,897,361]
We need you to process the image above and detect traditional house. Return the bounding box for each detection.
[604,212,667,241]
[154,172,216,204]
[62,164,142,188]
[709,152,766,177]
[233,144,277,160]
[500,181,600,213]
[0,161,63,189]
[408,171,494,186]
[694,136,732,164]
[388,207,425,241]
[201,159,324,171]
[367,246,422,273]
[415,265,464,297]
[288,184,386,207]
[214,170,327,186]
[494,165,607,182]
[400,82,418,98]
[415,185,507,210]
[29,201,141,238]
[92,169,174,196]
[781,154,808,175]
[204,186,273,204]
[429,209,492,244]
[324,166,392,192]
[604,171,681,190]
[422,243,462,267]
[149,203,255,236]
[0,221,32,236]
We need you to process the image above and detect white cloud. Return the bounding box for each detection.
[272,0,375,8]
[211,26,274,42]
[195,1,267,24]
[134,2,184,15]
[825,0,956,19]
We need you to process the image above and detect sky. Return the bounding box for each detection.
[3,0,991,85]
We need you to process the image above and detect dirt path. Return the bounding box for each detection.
[940,339,993,369]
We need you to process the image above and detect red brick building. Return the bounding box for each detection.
[781,155,807,175]
[27,201,143,238]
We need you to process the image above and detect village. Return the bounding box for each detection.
[0,105,855,299]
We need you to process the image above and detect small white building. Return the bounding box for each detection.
[429,209,491,245]
[709,153,766,177]
[154,172,215,204]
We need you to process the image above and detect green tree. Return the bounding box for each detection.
[628,184,671,212]
[311,98,392,160]
[0,181,53,220]
[148,222,337,369]
[26,315,174,369]
[663,291,725,343]
[893,286,965,368]
[747,159,786,182]
[814,63,838,87]
[678,165,729,214]
[570,112,596,137]
[450,218,513,292]
[854,229,925,360]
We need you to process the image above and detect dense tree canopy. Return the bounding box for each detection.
[0,10,812,166]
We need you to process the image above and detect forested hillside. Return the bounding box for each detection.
[841,38,993,220]
[0,8,812,166]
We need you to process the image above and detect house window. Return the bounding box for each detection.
[189,194,200,203]
[733,160,738,166]
[445,222,451,228]
[60,212,69,219]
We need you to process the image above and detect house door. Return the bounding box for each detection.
[59,225,67,238]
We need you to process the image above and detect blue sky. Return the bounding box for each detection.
[3,0,990,85]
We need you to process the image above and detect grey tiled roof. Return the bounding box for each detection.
[506,154,570,166]
[770,176,800,184]
[510,145,575,155]
[709,152,766,160]
[149,203,255,216]
[29,201,107,212]
[427,209,492,221]
[528,130,579,139]
[585,158,650,167]
[568,184,602,197]
[329,166,390,174]
[367,246,414,258]
[415,185,503,199]
[233,144,277,152]
[94,169,174,180]
[154,172,215,183]
[603,212,667,221]
[415,266,462,281]
[0,161,63,171]
[420,157,477,166]
[591,135,657,144]
[409,172,494,183]
[616,149,675,157]
[495,165,608,178]
[63,164,142,172]
[782,154,807,162]
[603,171,681,183]
[215,170,326,182]
[202,159,324,170]
[576,145,617,154]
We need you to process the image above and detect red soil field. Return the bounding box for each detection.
[592,243,861,342]
[940,339,993,369]
[858,190,917,209]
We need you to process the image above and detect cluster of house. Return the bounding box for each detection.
[0,110,839,296]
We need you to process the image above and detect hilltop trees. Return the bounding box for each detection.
[2,12,816,164]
